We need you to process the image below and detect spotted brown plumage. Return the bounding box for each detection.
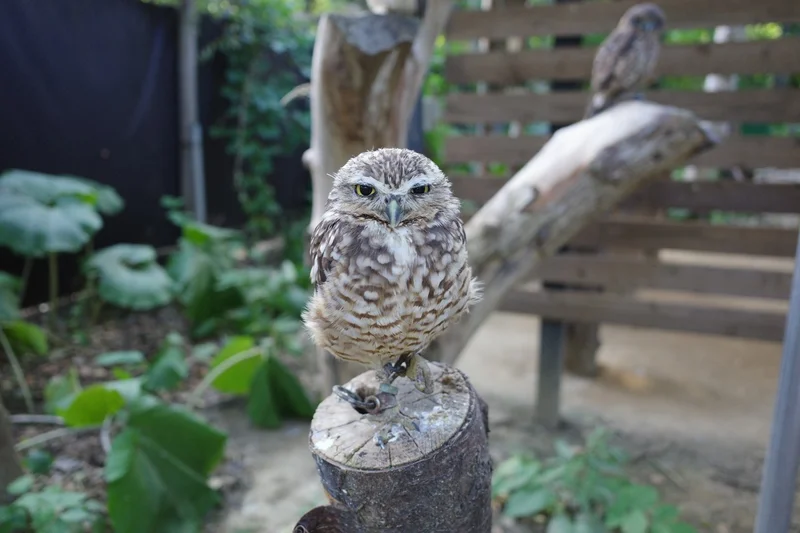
[584,3,666,119]
[302,148,481,393]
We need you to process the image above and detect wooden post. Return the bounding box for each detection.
[299,362,492,533]
[0,396,23,503]
[424,102,725,368]
[178,0,207,222]
[304,3,455,395]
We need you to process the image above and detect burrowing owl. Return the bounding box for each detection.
[302,148,481,396]
[584,3,666,119]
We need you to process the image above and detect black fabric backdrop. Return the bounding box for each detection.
[0,0,423,306]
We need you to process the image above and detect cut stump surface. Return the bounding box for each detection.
[308,362,492,532]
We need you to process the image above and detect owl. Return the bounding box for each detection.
[302,148,481,396]
[584,3,666,119]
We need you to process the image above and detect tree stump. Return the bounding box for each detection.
[305,362,492,533]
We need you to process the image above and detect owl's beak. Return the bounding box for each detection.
[386,197,404,227]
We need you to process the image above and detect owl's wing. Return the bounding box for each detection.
[308,216,340,292]
[591,28,638,94]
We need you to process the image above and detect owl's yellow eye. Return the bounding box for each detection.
[354,184,375,197]
[410,184,430,195]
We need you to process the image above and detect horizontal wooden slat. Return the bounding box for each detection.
[451,177,800,214]
[445,89,800,124]
[445,38,800,85]
[535,254,792,300]
[446,0,800,40]
[570,217,799,257]
[499,289,786,341]
[445,135,800,169]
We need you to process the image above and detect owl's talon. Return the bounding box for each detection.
[406,353,433,394]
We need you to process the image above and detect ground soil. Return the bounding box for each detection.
[3,252,798,533]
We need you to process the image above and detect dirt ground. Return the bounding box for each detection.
[210,302,796,533]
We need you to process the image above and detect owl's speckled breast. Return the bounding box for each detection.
[304,219,476,368]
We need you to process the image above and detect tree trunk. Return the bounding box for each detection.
[425,101,724,366]
[298,362,492,533]
[304,3,455,394]
[0,396,23,502]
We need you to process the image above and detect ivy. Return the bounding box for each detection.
[201,0,314,242]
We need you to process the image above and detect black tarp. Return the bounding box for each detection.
[0,0,423,305]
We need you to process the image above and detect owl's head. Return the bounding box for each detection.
[328,148,458,228]
[620,3,666,33]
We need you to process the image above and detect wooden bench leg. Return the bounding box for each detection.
[564,322,601,377]
[535,318,566,428]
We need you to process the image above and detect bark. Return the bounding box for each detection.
[302,362,492,533]
[425,101,725,365]
[304,3,455,393]
[0,396,23,502]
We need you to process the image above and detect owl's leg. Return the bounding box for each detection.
[384,352,433,394]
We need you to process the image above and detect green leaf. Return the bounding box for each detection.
[573,513,607,533]
[209,336,260,395]
[105,399,227,533]
[58,384,125,427]
[247,360,281,429]
[60,175,124,215]
[2,320,48,355]
[0,191,102,257]
[268,355,316,418]
[44,369,82,414]
[0,272,21,322]
[6,475,34,495]
[503,488,555,518]
[555,439,577,459]
[23,449,54,475]
[547,513,574,533]
[191,342,218,361]
[94,350,146,367]
[492,455,541,496]
[651,504,680,523]
[85,244,173,311]
[103,378,143,402]
[620,510,648,533]
[607,485,659,524]
[669,522,699,533]
[143,336,188,392]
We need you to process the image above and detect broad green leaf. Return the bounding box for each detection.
[44,369,82,414]
[670,522,699,533]
[6,475,34,495]
[3,320,48,355]
[573,513,607,533]
[0,272,21,322]
[247,360,281,428]
[492,456,541,496]
[268,355,316,418]
[0,505,28,532]
[210,336,260,395]
[104,378,143,402]
[143,336,188,392]
[503,488,555,518]
[94,350,146,367]
[651,504,680,523]
[58,384,125,427]
[86,244,173,311]
[547,513,574,533]
[620,510,648,533]
[0,192,102,257]
[555,440,577,459]
[24,449,54,475]
[125,395,227,476]
[59,175,124,215]
[191,342,218,361]
[105,400,226,533]
[607,485,659,523]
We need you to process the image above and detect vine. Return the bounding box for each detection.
[202,0,314,243]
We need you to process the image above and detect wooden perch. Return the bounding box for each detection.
[304,2,455,393]
[425,101,724,366]
[0,397,23,503]
[302,362,492,533]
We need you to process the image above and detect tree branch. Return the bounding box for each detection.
[425,101,725,365]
